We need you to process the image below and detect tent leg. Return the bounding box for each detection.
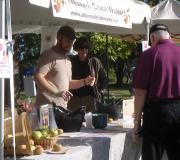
[0,0,5,160]
[105,34,109,100]
[0,80,4,160]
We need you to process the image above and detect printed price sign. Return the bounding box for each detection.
[40,104,49,128]
[0,39,10,78]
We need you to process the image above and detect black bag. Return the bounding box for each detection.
[53,103,86,132]
[95,98,123,120]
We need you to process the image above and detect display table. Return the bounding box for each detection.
[5,120,167,160]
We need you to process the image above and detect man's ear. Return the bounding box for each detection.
[57,35,62,41]
[150,34,156,45]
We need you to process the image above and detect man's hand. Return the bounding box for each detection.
[132,120,142,143]
[84,75,96,86]
[55,91,73,101]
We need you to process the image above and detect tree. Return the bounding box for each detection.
[77,32,135,86]
[13,33,41,91]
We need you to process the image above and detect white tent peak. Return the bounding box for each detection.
[151,0,180,43]
[151,0,180,20]
[151,0,180,35]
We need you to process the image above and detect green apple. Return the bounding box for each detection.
[57,129,63,135]
[49,129,58,137]
[41,130,48,138]
[32,131,42,140]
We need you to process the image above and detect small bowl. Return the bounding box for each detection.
[92,113,108,129]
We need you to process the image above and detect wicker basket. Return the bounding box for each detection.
[34,137,58,150]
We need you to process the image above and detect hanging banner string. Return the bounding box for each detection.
[6,0,16,160]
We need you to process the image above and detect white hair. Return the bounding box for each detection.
[152,30,170,39]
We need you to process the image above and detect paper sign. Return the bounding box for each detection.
[40,104,49,128]
[51,0,132,28]
[29,0,50,8]
[142,41,150,51]
[0,39,11,78]
[0,39,6,61]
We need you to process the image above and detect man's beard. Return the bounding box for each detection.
[59,41,71,53]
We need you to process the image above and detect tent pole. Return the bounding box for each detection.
[105,34,109,100]
[144,18,149,41]
[6,0,16,159]
[0,0,5,160]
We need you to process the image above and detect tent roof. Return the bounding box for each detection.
[11,0,151,36]
[151,0,180,34]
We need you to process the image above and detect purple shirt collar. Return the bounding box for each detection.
[157,39,173,45]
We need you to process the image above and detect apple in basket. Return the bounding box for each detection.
[32,131,42,140]
[41,130,49,138]
[49,129,58,137]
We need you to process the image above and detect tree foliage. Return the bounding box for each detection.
[77,32,135,62]
[77,32,136,86]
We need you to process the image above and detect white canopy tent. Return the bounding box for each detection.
[11,0,151,49]
[151,0,180,42]
[0,0,151,160]
[11,0,151,34]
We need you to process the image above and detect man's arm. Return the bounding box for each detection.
[69,76,95,89]
[34,72,73,101]
[34,72,58,95]
[97,67,107,90]
[132,88,147,143]
[134,88,147,122]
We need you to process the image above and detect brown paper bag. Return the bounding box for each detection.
[4,112,33,156]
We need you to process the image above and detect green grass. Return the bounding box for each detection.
[107,67,132,100]
[106,83,132,100]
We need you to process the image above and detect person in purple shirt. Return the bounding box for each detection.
[132,23,180,160]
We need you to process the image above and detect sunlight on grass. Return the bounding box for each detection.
[108,84,132,100]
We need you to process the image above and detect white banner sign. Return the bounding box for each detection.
[29,0,50,8]
[0,39,10,78]
[51,0,132,28]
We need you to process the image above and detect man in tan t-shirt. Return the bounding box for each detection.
[34,26,95,109]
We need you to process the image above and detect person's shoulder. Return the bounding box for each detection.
[68,54,78,61]
[90,56,99,60]
[89,56,101,63]
[38,48,59,64]
[40,48,55,57]
[141,46,158,56]
[68,54,78,59]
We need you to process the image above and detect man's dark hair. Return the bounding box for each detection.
[73,37,90,51]
[57,25,76,40]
